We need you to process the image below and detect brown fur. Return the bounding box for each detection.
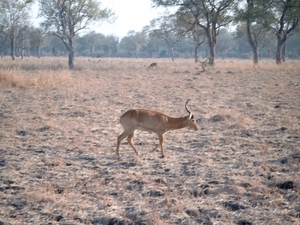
[147,62,157,69]
[116,104,199,157]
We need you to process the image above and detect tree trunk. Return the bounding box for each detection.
[59,33,75,69]
[64,37,75,69]
[276,46,282,64]
[208,42,215,65]
[276,36,283,65]
[163,38,175,61]
[37,47,40,58]
[194,44,199,62]
[192,29,205,63]
[205,27,216,66]
[246,0,259,64]
[170,46,175,61]
[253,48,259,64]
[10,39,15,60]
[246,22,258,64]
[68,49,75,69]
[250,45,259,64]
[21,47,24,60]
[282,43,286,62]
[166,40,175,61]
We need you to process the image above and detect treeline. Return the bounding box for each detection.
[0,0,299,69]
[0,26,299,61]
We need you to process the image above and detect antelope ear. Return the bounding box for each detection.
[189,113,193,119]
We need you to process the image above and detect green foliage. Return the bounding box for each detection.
[235,0,269,24]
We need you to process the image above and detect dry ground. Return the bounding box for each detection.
[0,57,299,225]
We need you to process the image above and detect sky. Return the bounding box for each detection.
[97,0,166,37]
[31,0,168,38]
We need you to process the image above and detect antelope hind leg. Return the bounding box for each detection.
[127,131,139,155]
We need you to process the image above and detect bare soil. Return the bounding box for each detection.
[0,58,299,225]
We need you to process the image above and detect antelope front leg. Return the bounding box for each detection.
[116,130,134,156]
[158,134,165,157]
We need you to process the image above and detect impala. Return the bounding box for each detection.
[116,99,199,157]
[147,62,157,69]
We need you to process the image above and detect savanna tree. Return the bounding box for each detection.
[39,0,114,69]
[152,0,236,65]
[235,0,270,64]
[29,27,45,58]
[236,0,300,64]
[174,9,205,62]
[76,31,106,56]
[16,25,31,58]
[149,12,187,61]
[0,0,33,60]
[264,0,300,64]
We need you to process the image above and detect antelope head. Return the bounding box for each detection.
[185,99,199,131]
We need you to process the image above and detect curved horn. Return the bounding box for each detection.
[185,99,191,114]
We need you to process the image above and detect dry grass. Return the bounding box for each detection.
[0,57,300,225]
